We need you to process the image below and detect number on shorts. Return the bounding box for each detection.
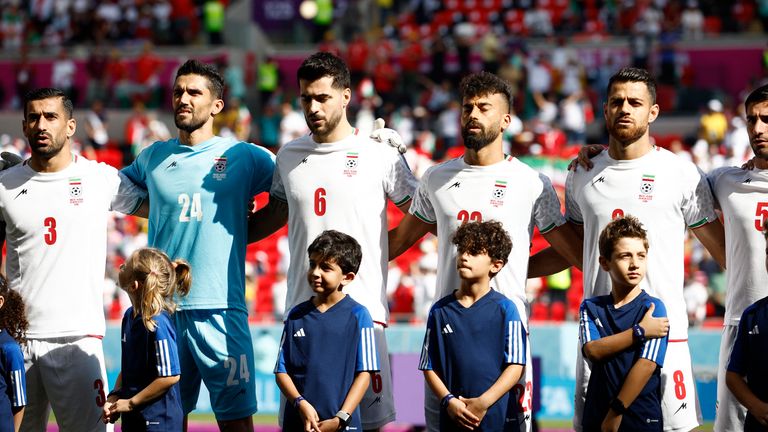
[457,210,482,224]
[512,382,532,413]
[673,369,686,400]
[314,188,326,216]
[611,208,624,220]
[224,354,251,386]
[94,379,106,407]
[178,193,203,222]
[371,372,383,393]
[44,217,57,245]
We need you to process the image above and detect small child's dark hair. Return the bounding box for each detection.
[598,215,649,259]
[452,221,512,267]
[307,230,362,275]
[0,275,28,345]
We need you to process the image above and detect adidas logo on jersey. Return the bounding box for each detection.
[442,324,454,334]
[749,325,760,335]
[293,328,306,337]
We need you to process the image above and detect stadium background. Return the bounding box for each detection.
[2,0,767,429]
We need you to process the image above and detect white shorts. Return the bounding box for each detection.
[574,340,701,432]
[714,325,747,432]
[21,336,113,432]
[360,325,396,430]
[424,331,533,432]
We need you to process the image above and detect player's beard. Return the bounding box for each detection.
[306,109,342,141]
[175,109,209,133]
[461,121,500,151]
[608,118,648,146]
[29,132,66,159]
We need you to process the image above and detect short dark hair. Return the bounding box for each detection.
[297,52,351,90]
[175,59,225,100]
[745,84,768,112]
[24,88,73,119]
[307,230,362,275]
[452,220,512,271]
[607,67,657,105]
[598,215,649,259]
[459,72,513,113]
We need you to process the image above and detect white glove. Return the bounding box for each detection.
[370,118,406,154]
[0,152,22,171]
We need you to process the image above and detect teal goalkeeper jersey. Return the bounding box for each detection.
[122,137,275,311]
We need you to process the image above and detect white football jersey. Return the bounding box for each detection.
[0,156,146,338]
[271,131,418,323]
[409,156,566,324]
[708,166,768,325]
[565,147,717,340]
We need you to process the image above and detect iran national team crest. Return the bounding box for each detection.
[639,174,655,202]
[212,156,227,180]
[490,180,507,207]
[343,152,358,177]
[69,177,84,205]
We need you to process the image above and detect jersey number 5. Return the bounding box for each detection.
[755,202,768,231]
[44,217,57,245]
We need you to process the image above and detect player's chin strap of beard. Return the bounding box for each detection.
[0,152,23,171]
[369,118,407,154]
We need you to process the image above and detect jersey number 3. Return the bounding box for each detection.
[44,217,57,245]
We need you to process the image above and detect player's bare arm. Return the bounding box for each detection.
[726,371,768,426]
[460,363,524,424]
[130,198,150,218]
[316,371,371,432]
[583,304,669,362]
[542,223,584,270]
[276,372,321,432]
[12,406,23,432]
[528,222,583,278]
[388,213,434,261]
[691,219,727,269]
[602,358,658,432]
[423,369,480,430]
[247,198,288,244]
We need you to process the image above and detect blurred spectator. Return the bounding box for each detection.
[429,34,448,85]
[346,32,370,87]
[560,91,588,146]
[0,2,25,51]
[724,115,751,165]
[257,56,280,108]
[546,269,570,321]
[170,0,197,44]
[220,57,246,101]
[399,31,425,106]
[453,19,476,78]
[699,99,728,146]
[84,100,110,150]
[279,101,307,146]
[434,99,460,161]
[214,97,252,141]
[85,45,110,104]
[681,0,705,39]
[13,49,34,109]
[151,0,173,44]
[480,30,502,75]
[52,48,77,105]
[106,47,132,107]
[684,271,709,326]
[412,244,437,322]
[203,0,225,45]
[524,5,553,37]
[257,104,281,150]
[133,41,163,106]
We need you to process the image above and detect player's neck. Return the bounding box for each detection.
[455,279,492,307]
[463,141,505,166]
[611,284,642,308]
[753,156,768,170]
[313,121,355,144]
[312,290,346,312]
[178,125,216,146]
[29,148,73,173]
[607,135,653,160]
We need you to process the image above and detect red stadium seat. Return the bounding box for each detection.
[703,16,722,34]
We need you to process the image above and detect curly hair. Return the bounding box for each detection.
[598,215,649,259]
[123,248,192,332]
[452,220,512,276]
[459,71,513,113]
[0,275,28,345]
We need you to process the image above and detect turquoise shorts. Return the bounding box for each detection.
[175,309,257,421]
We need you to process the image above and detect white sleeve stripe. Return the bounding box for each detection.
[642,338,660,361]
[155,339,172,376]
[367,328,378,370]
[361,328,378,371]
[581,309,591,343]
[419,328,430,369]
[360,328,368,370]
[11,369,24,406]
[515,321,523,364]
